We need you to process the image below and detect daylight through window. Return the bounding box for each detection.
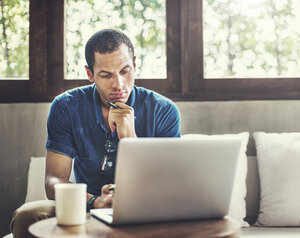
[66,0,166,79]
[203,0,300,78]
[0,0,29,79]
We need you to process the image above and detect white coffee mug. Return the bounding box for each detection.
[55,183,87,225]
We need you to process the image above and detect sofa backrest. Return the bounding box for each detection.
[176,100,300,156]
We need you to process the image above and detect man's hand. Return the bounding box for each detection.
[93,184,114,208]
[108,102,137,139]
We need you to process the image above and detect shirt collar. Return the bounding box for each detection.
[93,84,103,126]
[127,85,136,108]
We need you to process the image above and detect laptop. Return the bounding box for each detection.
[91,137,241,225]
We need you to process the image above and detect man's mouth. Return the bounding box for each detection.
[110,92,126,100]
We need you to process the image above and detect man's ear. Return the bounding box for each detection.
[85,66,94,83]
[133,56,136,71]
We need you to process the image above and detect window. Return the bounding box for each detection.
[65,0,166,79]
[177,0,300,100]
[0,0,29,79]
[1,0,300,102]
[203,0,300,78]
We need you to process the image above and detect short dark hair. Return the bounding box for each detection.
[85,29,134,74]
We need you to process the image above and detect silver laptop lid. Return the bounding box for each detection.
[112,137,241,225]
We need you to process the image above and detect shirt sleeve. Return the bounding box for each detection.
[155,101,181,137]
[46,98,77,159]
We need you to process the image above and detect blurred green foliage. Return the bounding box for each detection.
[0,0,29,78]
[204,0,300,78]
[66,0,166,79]
[2,0,299,79]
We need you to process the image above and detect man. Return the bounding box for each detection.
[10,29,180,238]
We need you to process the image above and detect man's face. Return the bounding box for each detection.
[86,44,136,106]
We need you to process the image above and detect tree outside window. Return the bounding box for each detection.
[204,0,300,78]
[66,0,166,80]
[0,0,29,79]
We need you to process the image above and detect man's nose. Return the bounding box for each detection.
[112,74,124,89]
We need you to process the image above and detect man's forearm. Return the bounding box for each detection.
[45,176,72,200]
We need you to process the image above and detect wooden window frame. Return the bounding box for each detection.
[1,0,300,103]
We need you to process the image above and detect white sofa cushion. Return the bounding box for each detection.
[182,132,249,227]
[254,132,300,226]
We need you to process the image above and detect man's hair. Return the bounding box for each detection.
[85,29,134,75]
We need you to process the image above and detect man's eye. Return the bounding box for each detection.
[121,69,130,75]
[100,74,110,79]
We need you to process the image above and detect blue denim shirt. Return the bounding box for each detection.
[46,84,180,195]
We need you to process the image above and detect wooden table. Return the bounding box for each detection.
[29,214,241,238]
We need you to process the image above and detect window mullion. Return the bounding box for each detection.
[47,0,65,96]
[29,0,47,95]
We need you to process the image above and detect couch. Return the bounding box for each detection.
[2,101,300,237]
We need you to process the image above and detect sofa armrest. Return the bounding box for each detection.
[25,157,47,203]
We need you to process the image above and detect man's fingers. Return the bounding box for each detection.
[94,184,115,208]
[108,108,134,132]
[95,193,113,208]
[101,184,113,194]
[109,120,116,132]
[114,102,131,109]
[102,194,113,208]
[110,108,134,121]
[107,103,136,139]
